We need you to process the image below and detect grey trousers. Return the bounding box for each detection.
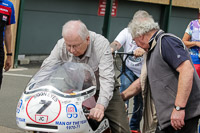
[104,88,131,133]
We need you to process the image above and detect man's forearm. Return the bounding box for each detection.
[110,41,121,53]
[121,78,141,101]
[5,25,12,53]
[175,60,194,107]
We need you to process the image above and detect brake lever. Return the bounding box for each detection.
[83,106,90,115]
[114,50,117,58]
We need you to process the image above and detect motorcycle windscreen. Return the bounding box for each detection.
[26,61,96,94]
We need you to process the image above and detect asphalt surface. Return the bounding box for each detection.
[0,63,41,133]
[0,60,134,133]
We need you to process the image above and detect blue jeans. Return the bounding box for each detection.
[120,67,143,130]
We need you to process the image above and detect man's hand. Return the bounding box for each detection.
[4,56,12,72]
[120,78,141,101]
[171,109,185,130]
[134,48,145,57]
[195,41,200,47]
[88,104,105,122]
[110,41,121,53]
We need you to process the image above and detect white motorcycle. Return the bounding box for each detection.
[16,62,111,133]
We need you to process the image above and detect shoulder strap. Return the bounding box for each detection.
[156,32,186,58]
[155,30,164,41]
[149,30,164,51]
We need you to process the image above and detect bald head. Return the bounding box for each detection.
[62,20,89,41]
[62,20,90,57]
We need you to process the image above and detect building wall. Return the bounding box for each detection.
[19,0,198,55]
[169,7,198,38]
[130,0,200,9]
[19,0,104,55]
[109,1,161,42]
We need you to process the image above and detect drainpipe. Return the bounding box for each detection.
[166,0,172,32]
[14,0,25,68]
[102,0,113,39]
[161,0,172,32]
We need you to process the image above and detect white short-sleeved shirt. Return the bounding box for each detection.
[114,28,143,77]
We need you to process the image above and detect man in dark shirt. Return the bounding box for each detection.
[0,0,15,88]
[149,32,189,69]
[121,10,200,133]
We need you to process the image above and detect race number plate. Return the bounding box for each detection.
[26,92,61,124]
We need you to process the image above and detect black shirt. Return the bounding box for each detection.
[149,31,190,69]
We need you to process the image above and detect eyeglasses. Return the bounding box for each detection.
[66,40,85,50]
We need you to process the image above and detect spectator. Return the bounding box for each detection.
[110,24,145,132]
[0,0,15,88]
[121,10,200,133]
[182,19,200,77]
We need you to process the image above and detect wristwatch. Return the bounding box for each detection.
[6,53,12,56]
[174,105,186,111]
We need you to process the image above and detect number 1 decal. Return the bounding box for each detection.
[26,93,61,124]
[36,100,52,114]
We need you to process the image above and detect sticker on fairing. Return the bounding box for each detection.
[16,99,23,113]
[26,92,61,124]
[66,104,78,118]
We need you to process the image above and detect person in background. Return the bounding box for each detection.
[41,20,131,133]
[0,0,15,88]
[182,19,200,77]
[110,20,145,132]
[121,10,200,133]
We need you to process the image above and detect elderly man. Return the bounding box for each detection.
[41,20,131,133]
[121,10,200,133]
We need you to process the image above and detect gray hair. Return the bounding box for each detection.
[128,10,160,39]
[62,20,89,40]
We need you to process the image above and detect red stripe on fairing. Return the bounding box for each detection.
[0,5,12,24]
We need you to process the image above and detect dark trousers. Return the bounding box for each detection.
[104,88,131,133]
[94,85,131,133]
[0,46,4,88]
[0,67,2,88]
[155,116,200,133]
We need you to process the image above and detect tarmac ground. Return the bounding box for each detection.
[0,63,41,133]
[0,59,136,133]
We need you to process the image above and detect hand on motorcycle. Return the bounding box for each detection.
[88,104,105,122]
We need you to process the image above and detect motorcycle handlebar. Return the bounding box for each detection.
[113,50,135,58]
[82,106,90,115]
[114,51,134,55]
